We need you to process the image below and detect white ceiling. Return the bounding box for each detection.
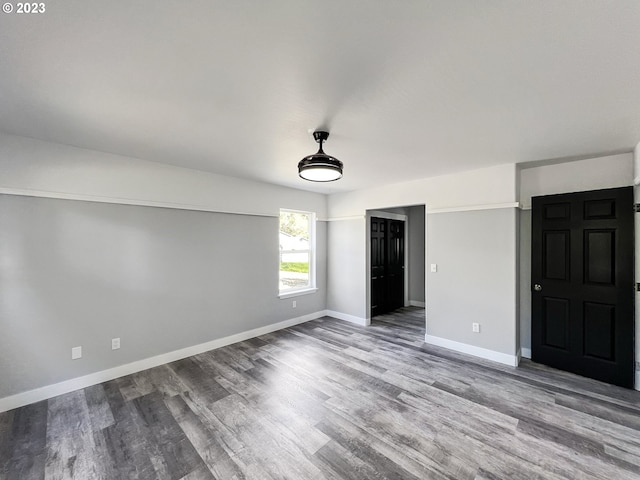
[1,1,640,194]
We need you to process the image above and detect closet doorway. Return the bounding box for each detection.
[371,216,405,317]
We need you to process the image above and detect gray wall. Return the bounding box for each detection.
[519,209,532,354]
[0,195,327,398]
[326,218,366,319]
[408,205,425,303]
[427,208,518,355]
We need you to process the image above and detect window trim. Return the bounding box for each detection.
[278,287,318,299]
[278,209,316,297]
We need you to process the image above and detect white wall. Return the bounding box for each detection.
[519,153,633,208]
[329,163,518,218]
[518,153,635,360]
[0,132,327,218]
[328,163,520,365]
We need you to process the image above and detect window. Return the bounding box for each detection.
[279,209,315,296]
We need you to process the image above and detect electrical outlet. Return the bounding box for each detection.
[71,346,82,360]
[292,300,297,308]
[112,338,121,350]
[430,264,438,273]
[472,323,480,333]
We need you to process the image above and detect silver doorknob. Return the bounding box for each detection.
[534,284,542,292]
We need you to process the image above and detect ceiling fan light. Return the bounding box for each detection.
[298,131,343,182]
[298,155,343,182]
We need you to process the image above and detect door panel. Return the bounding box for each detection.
[544,202,570,220]
[584,230,615,285]
[370,217,405,317]
[542,297,569,350]
[584,199,616,219]
[387,220,405,312]
[543,231,570,280]
[583,302,615,360]
[370,218,386,317]
[531,186,634,388]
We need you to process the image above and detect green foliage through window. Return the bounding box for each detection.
[279,211,309,240]
[280,262,309,273]
[279,209,314,293]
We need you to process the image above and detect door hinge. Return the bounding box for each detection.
[637,282,640,292]
[634,203,640,213]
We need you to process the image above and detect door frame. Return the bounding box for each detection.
[366,209,409,320]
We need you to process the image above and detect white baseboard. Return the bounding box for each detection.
[424,334,519,367]
[0,311,326,413]
[409,301,426,308]
[325,310,370,326]
[521,347,532,359]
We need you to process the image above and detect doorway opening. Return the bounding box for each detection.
[366,205,426,335]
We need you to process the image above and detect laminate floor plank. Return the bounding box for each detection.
[315,410,461,480]
[3,401,47,480]
[401,392,571,478]
[311,440,388,480]
[167,358,230,405]
[208,346,254,372]
[0,409,15,476]
[178,392,246,459]
[164,395,244,480]
[83,385,115,432]
[141,366,189,399]
[2,307,640,479]
[198,349,331,470]
[133,392,208,480]
[203,394,325,480]
[449,379,640,455]
[117,373,157,402]
[191,352,249,390]
[44,391,102,480]
[177,464,215,480]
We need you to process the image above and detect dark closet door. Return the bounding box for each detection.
[387,220,405,311]
[371,217,386,317]
[371,217,405,317]
[531,187,634,388]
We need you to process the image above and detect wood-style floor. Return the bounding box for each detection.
[2,307,640,479]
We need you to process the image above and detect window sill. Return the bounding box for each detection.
[278,288,318,299]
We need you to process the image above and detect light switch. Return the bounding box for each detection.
[430,264,438,273]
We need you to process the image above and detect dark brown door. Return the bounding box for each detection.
[371,217,405,317]
[371,217,386,317]
[531,187,634,388]
[387,220,405,311]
